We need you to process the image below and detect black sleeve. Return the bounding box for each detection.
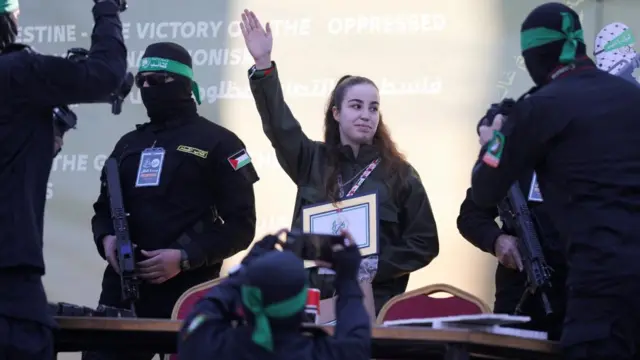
[178,276,243,360]
[316,275,371,360]
[170,134,259,268]
[377,167,439,280]
[13,1,127,107]
[457,187,503,254]
[471,97,567,207]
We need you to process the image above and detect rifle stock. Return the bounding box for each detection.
[105,157,139,314]
[499,182,553,315]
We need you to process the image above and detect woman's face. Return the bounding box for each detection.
[333,83,380,146]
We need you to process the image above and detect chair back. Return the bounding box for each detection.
[165,277,224,360]
[376,283,491,325]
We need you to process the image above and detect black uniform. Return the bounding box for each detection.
[471,58,640,360]
[179,252,371,360]
[86,106,258,360]
[473,4,640,358]
[457,172,567,340]
[0,1,126,358]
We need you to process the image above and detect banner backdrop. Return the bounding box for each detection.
[14,1,601,356]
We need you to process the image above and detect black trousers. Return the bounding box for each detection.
[561,281,640,360]
[0,316,53,360]
[82,265,219,360]
[81,279,176,360]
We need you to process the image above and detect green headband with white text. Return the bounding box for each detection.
[138,57,201,105]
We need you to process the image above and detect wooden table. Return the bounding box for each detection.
[54,316,561,359]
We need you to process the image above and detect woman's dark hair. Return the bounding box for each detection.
[323,75,409,203]
[0,12,18,51]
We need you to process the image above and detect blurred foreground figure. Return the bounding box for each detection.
[179,232,371,360]
[0,0,126,358]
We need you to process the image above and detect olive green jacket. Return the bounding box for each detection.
[249,63,439,302]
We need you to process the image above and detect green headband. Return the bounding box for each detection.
[521,12,584,64]
[0,0,18,13]
[241,285,308,352]
[138,57,201,105]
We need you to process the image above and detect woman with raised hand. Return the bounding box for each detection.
[239,9,439,315]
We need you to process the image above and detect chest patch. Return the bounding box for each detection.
[177,145,208,159]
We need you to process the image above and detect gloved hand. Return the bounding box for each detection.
[95,0,127,12]
[332,230,362,281]
[240,230,285,266]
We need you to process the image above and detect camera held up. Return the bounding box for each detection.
[476,98,517,136]
[53,48,135,138]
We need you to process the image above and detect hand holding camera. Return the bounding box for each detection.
[329,230,362,280]
[239,229,362,280]
[284,230,361,278]
[240,229,287,266]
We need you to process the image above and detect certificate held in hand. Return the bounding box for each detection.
[301,192,379,258]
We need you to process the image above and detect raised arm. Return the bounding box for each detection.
[241,10,318,185]
[13,0,127,107]
[316,243,371,360]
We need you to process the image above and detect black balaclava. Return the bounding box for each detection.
[0,12,17,51]
[241,251,308,352]
[138,42,201,122]
[521,3,588,86]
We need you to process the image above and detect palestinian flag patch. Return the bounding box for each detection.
[482,130,505,168]
[227,149,252,171]
[183,313,209,340]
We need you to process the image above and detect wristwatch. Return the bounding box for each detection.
[179,249,191,271]
[248,65,258,79]
[247,63,273,80]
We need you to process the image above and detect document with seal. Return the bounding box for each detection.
[302,192,379,258]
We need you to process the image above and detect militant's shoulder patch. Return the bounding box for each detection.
[183,313,209,340]
[482,130,505,168]
[227,148,252,171]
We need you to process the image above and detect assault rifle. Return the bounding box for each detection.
[105,157,140,314]
[48,302,135,318]
[477,94,553,315]
[498,183,554,315]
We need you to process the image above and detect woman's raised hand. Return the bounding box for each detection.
[240,9,273,68]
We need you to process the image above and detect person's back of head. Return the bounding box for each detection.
[0,0,19,51]
[238,250,311,358]
[520,2,586,86]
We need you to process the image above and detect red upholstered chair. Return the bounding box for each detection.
[376,283,491,325]
[164,277,224,360]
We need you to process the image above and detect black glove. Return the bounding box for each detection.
[332,242,362,281]
[95,0,127,12]
[241,235,279,266]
